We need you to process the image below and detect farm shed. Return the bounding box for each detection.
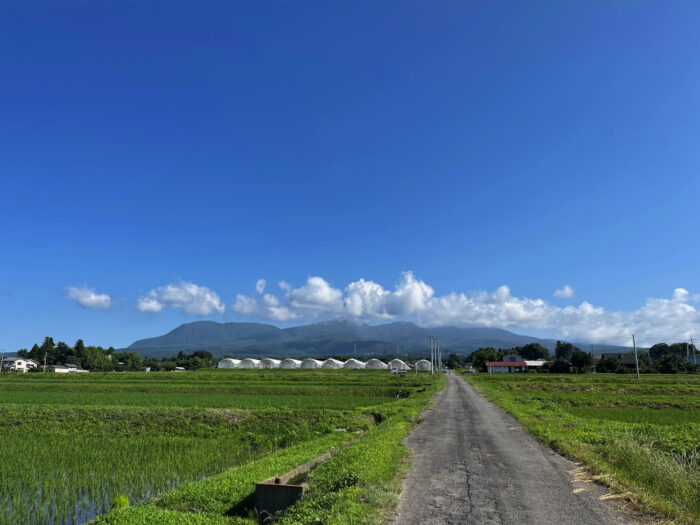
[321,358,344,369]
[301,358,323,369]
[343,358,365,369]
[524,360,547,369]
[365,359,388,369]
[415,359,431,371]
[280,358,302,369]
[217,358,240,369]
[485,361,527,373]
[388,359,409,370]
[262,358,281,369]
[239,358,262,369]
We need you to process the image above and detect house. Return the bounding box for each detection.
[485,360,527,373]
[502,353,524,362]
[1,356,38,373]
[598,352,638,369]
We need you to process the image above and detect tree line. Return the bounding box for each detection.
[15,337,217,371]
[446,341,699,374]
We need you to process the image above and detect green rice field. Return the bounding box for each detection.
[0,369,442,525]
[463,373,700,523]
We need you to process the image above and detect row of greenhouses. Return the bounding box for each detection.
[217,357,433,371]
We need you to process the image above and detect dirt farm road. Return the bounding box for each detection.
[393,373,631,525]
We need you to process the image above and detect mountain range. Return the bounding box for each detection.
[126,320,631,359]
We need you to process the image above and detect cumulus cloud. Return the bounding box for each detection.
[137,280,225,315]
[64,286,112,310]
[256,279,266,294]
[231,273,700,346]
[554,285,575,299]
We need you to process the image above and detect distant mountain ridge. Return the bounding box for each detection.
[126,320,630,358]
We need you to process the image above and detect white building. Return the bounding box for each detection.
[524,360,547,369]
[280,358,302,369]
[321,358,344,369]
[262,358,281,369]
[415,359,431,371]
[217,358,240,369]
[365,358,388,369]
[343,358,365,369]
[2,357,38,373]
[239,358,262,369]
[388,359,409,371]
[301,358,323,369]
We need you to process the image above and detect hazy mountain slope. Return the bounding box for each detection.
[126,319,633,358]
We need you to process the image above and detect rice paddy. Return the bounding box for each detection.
[0,369,440,524]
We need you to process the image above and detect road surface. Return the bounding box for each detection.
[393,373,631,525]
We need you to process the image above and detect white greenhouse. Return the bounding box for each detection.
[365,358,388,369]
[301,358,323,369]
[238,358,262,369]
[217,358,240,369]
[262,358,281,369]
[414,359,431,371]
[388,359,409,370]
[343,358,366,369]
[279,358,302,369]
[321,358,344,369]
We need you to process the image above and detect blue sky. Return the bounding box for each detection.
[2,1,700,350]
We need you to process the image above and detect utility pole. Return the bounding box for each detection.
[43,352,47,373]
[692,337,698,366]
[430,336,434,375]
[632,334,640,379]
[0,350,4,372]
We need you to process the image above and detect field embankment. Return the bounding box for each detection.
[0,369,444,524]
[462,373,700,523]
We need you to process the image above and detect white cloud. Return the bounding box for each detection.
[554,285,575,299]
[230,273,700,346]
[256,279,266,294]
[64,286,112,310]
[137,280,225,315]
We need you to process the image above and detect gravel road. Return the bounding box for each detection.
[392,372,631,525]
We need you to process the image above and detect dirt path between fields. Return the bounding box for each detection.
[392,372,633,525]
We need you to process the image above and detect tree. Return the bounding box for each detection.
[649,343,670,361]
[555,341,579,361]
[570,349,593,373]
[596,356,622,373]
[549,359,571,373]
[469,347,498,372]
[447,353,461,369]
[143,357,161,371]
[519,343,550,360]
[657,354,685,374]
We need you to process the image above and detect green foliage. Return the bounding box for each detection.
[549,358,571,373]
[570,348,593,373]
[111,494,130,510]
[596,355,622,373]
[554,341,580,361]
[469,347,498,372]
[96,504,241,524]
